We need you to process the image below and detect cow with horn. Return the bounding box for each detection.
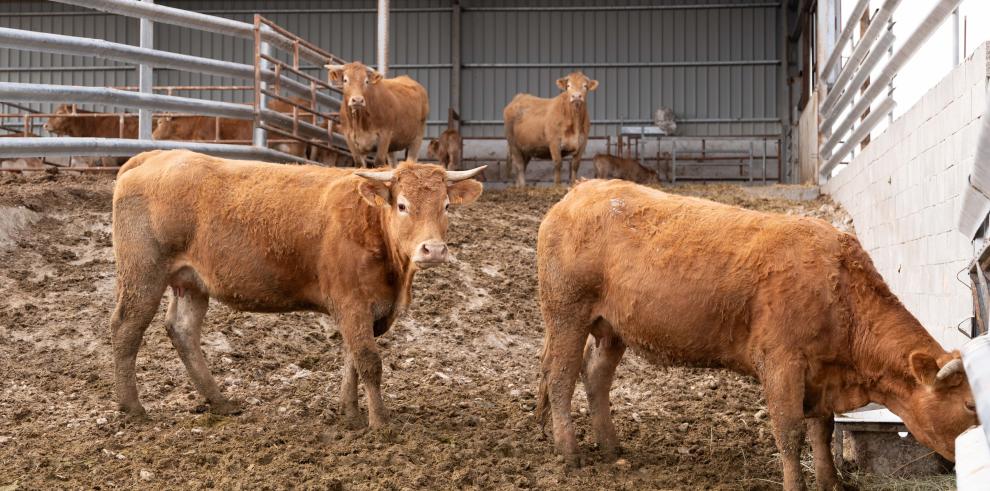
[110,150,486,429]
[326,61,429,168]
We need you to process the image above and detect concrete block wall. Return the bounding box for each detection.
[823,43,990,349]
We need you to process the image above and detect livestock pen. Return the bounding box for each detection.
[3,1,990,490]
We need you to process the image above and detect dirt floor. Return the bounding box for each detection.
[0,173,952,490]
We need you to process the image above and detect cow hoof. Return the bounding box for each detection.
[119,404,148,421]
[368,423,396,442]
[557,453,584,469]
[210,399,243,416]
[599,446,622,463]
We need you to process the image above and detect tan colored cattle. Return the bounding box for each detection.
[110,150,485,427]
[503,72,598,187]
[536,179,976,491]
[428,128,462,170]
[327,62,429,167]
[592,153,660,184]
[44,105,141,138]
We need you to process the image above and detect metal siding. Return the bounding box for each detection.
[1,0,780,138]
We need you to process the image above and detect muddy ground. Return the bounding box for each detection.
[0,173,949,490]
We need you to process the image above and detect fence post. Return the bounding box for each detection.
[253,16,271,148]
[138,0,154,140]
[377,0,389,76]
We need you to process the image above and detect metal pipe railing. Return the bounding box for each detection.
[819,0,871,82]
[50,0,328,65]
[0,27,340,110]
[820,29,897,125]
[0,137,310,163]
[0,82,256,120]
[819,96,897,177]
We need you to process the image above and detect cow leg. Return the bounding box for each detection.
[163,288,241,415]
[110,269,167,419]
[509,147,527,188]
[537,307,592,466]
[406,133,423,163]
[807,415,842,491]
[346,140,368,168]
[375,135,393,168]
[762,357,810,491]
[339,313,388,428]
[338,348,362,427]
[581,329,625,460]
[549,141,564,186]
[570,148,585,184]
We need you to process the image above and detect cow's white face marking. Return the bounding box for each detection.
[396,195,410,215]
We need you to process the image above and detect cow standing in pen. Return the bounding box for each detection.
[536,179,977,491]
[327,61,429,168]
[110,150,485,428]
[503,71,598,187]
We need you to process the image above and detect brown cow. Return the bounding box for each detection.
[110,150,485,428]
[503,72,598,187]
[428,128,462,170]
[592,153,660,184]
[326,62,429,168]
[536,180,977,491]
[44,105,141,138]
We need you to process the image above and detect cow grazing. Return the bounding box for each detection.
[428,128,463,170]
[536,180,977,491]
[327,62,429,168]
[503,72,598,187]
[592,153,660,184]
[45,105,142,138]
[110,150,485,428]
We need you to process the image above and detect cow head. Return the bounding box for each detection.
[556,72,599,106]
[327,62,383,115]
[898,351,978,460]
[44,104,75,135]
[356,162,486,269]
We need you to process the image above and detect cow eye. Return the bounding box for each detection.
[397,202,408,213]
[444,202,450,212]
[364,78,370,86]
[343,76,349,84]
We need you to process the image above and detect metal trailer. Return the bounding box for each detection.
[0,0,351,169]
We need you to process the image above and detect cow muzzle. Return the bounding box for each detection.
[570,95,585,105]
[348,96,366,109]
[412,240,448,268]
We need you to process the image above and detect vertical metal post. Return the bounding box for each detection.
[138,0,154,140]
[377,0,389,76]
[671,144,677,184]
[748,141,754,183]
[450,0,461,128]
[253,17,272,148]
[952,7,960,66]
[763,138,768,183]
[779,0,791,183]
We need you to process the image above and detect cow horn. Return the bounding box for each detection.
[935,358,964,382]
[325,63,345,70]
[446,165,487,182]
[355,170,394,182]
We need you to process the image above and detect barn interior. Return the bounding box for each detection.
[2,0,990,488]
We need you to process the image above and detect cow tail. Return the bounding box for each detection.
[117,149,163,177]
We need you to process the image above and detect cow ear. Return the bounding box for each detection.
[448,179,483,205]
[588,79,599,91]
[328,68,343,86]
[556,77,569,90]
[909,351,939,386]
[370,71,384,84]
[358,180,391,207]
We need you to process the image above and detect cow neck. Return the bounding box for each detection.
[555,93,588,129]
[846,281,944,411]
[343,87,381,133]
[376,204,415,315]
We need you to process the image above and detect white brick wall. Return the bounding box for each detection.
[824,43,990,350]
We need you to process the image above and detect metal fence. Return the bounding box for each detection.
[0,0,349,168]
[817,0,962,181]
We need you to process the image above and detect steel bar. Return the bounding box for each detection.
[49,0,327,66]
[0,83,256,120]
[0,137,307,163]
[377,0,389,76]
[138,0,153,140]
[462,118,782,125]
[463,3,779,12]
[820,0,901,117]
[819,0,962,134]
[820,29,896,119]
[450,0,461,123]
[253,20,271,148]
[819,0,871,80]
[463,60,780,68]
[820,96,897,177]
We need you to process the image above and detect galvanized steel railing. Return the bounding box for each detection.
[0,0,349,167]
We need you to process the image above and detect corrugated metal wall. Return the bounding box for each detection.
[0,0,781,138]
